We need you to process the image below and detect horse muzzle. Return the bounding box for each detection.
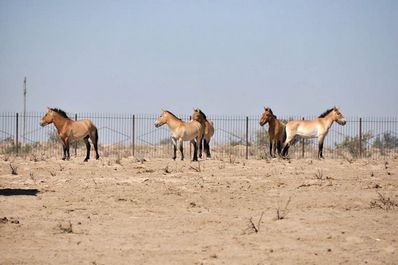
[40,121,47,127]
[338,120,347,126]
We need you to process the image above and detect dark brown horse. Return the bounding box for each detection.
[192,109,214,158]
[259,107,286,157]
[40,107,99,161]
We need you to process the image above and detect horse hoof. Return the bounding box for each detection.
[96,156,100,160]
[84,159,89,162]
[62,157,66,161]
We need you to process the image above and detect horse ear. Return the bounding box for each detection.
[264,106,266,111]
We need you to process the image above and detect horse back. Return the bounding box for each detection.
[176,120,202,141]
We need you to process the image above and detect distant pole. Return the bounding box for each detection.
[23,77,27,144]
[16,113,19,155]
[301,117,305,158]
[245,116,249,159]
[132,114,135,156]
[359,117,362,158]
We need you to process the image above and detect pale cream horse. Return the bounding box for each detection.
[40,107,99,161]
[281,107,346,158]
[192,109,214,158]
[155,110,203,161]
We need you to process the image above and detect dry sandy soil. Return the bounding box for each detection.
[0,154,397,265]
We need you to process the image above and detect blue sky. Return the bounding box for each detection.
[0,0,397,116]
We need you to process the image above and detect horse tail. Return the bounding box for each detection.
[282,125,287,144]
[95,127,99,143]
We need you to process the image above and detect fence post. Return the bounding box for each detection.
[189,115,192,158]
[359,117,362,158]
[16,113,19,155]
[74,114,78,157]
[245,116,249,159]
[301,117,305,158]
[132,114,135,156]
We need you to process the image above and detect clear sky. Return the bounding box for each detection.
[0,0,397,116]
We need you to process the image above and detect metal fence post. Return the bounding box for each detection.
[132,114,135,156]
[359,117,362,158]
[245,116,249,159]
[74,114,78,157]
[301,117,305,158]
[16,113,19,155]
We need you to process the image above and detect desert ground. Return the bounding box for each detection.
[0,154,397,265]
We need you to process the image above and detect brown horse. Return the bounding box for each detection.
[259,106,286,157]
[40,107,99,161]
[281,107,346,158]
[155,110,203,161]
[192,109,214,158]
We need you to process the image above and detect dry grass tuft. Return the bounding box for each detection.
[370,191,398,211]
[9,163,18,175]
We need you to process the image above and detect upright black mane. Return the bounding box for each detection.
[195,109,207,120]
[165,110,181,121]
[51,108,70,119]
[318,107,336,118]
[265,107,277,119]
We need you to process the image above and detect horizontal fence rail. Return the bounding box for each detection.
[0,112,397,160]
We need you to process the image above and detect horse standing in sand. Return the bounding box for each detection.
[192,109,214,159]
[259,107,286,158]
[40,107,99,161]
[155,110,203,161]
[281,107,346,159]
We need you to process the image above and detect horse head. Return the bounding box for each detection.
[40,107,54,127]
[259,106,276,126]
[333,107,346,125]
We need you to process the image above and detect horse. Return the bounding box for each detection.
[155,110,203,161]
[281,107,346,159]
[40,107,99,161]
[259,106,286,158]
[192,109,215,158]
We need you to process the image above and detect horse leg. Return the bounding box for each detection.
[205,138,211,158]
[171,138,177,160]
[191,139,198,161]
[84,136,90,162]
[198,138,203,159]
[179,140,184,161]
[277,140,282,156]
[272,139,278,158]
[92,128,100,160]
[61,142,67,160]
[66,141,70,160]
[318,136,325,159]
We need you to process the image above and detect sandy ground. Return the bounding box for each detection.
[0,154,397,265]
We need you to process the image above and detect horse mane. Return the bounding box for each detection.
[51,108,70,119]
[318,107,337,118]
[195,109,207,120]
[265,107,277,119]
[164,110,182,121]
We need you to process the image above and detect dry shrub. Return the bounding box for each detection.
[370,192,398,211]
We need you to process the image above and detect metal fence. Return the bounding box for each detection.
[0,112,397,160]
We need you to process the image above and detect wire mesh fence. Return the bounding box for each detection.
[0,112,397,160]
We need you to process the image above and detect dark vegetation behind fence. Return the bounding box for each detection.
[1,112,397,160]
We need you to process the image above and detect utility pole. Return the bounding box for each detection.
[23,77,27,144]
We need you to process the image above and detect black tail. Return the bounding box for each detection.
[93,127,99,160]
